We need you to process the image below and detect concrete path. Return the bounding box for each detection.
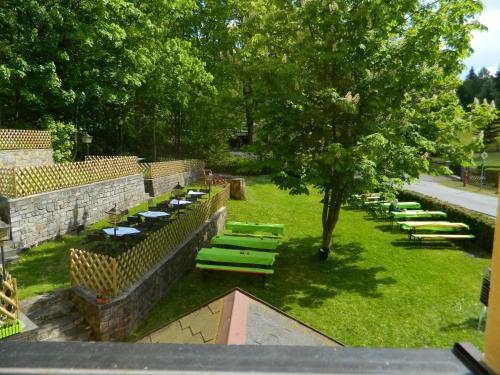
[405,175,498,218]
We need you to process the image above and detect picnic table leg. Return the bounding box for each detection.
[261,275,267,288]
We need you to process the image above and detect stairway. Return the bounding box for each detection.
[2,240,20,264]
[7,288,93,342]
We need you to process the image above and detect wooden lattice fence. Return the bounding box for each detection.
[140,160,204,179]
[0,129,52,150]
[70,185,229,297]
[0,168,15,197]
[0,157,140,198]
[0,272,19,326]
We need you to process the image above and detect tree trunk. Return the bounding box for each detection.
[230,178,246,200]
[320,187,343,260]
[243,78,254,144]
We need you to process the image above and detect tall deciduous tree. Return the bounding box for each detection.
[256,0,493,259]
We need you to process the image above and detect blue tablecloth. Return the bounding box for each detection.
[170,199,192,206]
[102,227,141,237]
[138,211,170,218]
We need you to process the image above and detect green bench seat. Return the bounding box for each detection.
[196,247,278,265]
[225,221,285,236]
[410,234,475,241]
[223,231,282,241]
[195,247,276,277]
[195,263,274,275]
[211,235,280,250]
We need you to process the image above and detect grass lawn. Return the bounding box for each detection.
[130,176,491,349]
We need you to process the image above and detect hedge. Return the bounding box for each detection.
[398,190,496,254]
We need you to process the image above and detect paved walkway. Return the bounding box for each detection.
[405,175,498,218]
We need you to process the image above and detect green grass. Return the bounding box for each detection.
[129,176,491,349]
[8,187,218,300]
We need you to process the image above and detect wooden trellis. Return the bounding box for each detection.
[70,249,118,295]
[69,185,230,296]
[0,168,15,197]
[140,160,204,179]
[0,272,19,326]
[0,129,52,150]
[0,157,140,198]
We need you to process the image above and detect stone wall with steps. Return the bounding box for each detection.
[7,288,92,342]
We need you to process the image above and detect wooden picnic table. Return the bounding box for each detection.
[211,235,280,250]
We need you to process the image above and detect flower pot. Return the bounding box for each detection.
[319,247,330,261]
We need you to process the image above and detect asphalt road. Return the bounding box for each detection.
[405,175,498,218]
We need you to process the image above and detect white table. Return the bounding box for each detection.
[138,211,170,218]
[187,191,207,197]
[170,199,192,206]
[102,227,141,237]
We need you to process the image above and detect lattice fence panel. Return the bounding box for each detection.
[6,157,140,197]
[0,168,15,197]
[70,249,117,295]
[0,273,19,326]
[140,160,204,179]
[116,184,229,292]
[0,129,52,150]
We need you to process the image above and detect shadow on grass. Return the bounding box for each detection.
[440,317,478,332]
[131,235,396,340]
[390,239,455,250]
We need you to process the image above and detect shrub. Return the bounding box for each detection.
[205,153,270,175]
[398,190,495,254]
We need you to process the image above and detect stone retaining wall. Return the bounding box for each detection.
[71,206,227,341]
[0,149,54,167]
[144,170,202,197]
[0,174,146,250]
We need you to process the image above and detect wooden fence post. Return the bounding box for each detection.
[484,176,500,373]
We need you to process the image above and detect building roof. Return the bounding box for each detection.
[138,288,342,346]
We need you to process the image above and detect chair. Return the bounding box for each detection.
[127,216,142,225]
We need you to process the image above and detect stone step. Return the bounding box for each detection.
[35,313,86,341]
[21,289,73,314]
[47,325,92,342]
[6,255,20,264]
[27,299,74,325]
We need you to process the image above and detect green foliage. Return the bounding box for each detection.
[398,190,495,253]
[43,117,76,163]
[205,153,269,175]
[251,0,491,251]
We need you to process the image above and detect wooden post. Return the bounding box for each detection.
[484,175,500,374]
[230,178,246,200]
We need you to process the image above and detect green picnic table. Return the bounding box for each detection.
[225,221,285,236]
[211,235,280,250]
[195,247,277,275]
[391,210,447,221]
[398,221,470,232]
[382,202,422,210]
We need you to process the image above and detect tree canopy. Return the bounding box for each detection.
[0,0,496,256]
